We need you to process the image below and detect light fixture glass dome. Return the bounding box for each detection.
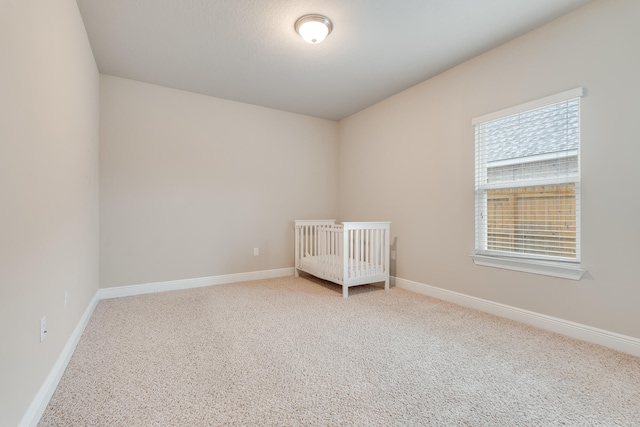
[295,14,333,44]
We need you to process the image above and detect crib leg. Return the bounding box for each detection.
[343,285,348,298]
[384,278,389,291]
[294,268,299,277]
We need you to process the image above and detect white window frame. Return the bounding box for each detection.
[471,88,586,280]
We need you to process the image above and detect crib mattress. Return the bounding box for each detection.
[300,255,384,278]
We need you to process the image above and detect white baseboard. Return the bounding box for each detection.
[19,291,101,427]
[394,276,640,358]
[99,267,295,299]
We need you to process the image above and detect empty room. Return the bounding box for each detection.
[2,0,639,425]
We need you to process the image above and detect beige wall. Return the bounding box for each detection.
[0,0,100,425]
[100,76,339,288]
[338,0,640,339]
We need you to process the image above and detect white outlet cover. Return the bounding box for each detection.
[40,316,47,343]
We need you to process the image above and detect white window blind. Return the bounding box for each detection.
[474,88,583,264]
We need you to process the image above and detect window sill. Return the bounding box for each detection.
[471,254,586,280]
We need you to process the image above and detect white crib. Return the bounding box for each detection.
[294,220,390,298]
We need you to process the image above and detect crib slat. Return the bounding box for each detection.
[376,228,380,267]
[366,229,370,266]
[356,229,361,277]
[373,228,378,267]
[305,226,309,256]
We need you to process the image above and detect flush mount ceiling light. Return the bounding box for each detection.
[295,14,333,44]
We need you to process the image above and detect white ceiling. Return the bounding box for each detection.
[76,0,593,121]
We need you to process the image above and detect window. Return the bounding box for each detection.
[472,88,586,280]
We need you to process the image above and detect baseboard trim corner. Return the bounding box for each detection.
[393,276,640,358]
[99,267,295,299]
[19,291,100,427]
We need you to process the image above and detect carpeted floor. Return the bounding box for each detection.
[39,275,640,426]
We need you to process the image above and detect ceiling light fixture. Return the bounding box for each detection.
[295,14,333,44]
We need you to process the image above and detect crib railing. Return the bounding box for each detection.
[295,220,391,297]
[342,222,390,281]
[294,220,336,270]
[295,220,390,283]
[317,224,344,282]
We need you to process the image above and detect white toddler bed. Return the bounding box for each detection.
[294,220,390,298]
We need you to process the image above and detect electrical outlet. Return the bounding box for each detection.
[64,290,68,310]
[40,316,47,343]
[391,251,396,260]
[253,248,259,256]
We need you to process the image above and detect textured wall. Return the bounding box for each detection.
[0,1,100,425]
[99,76,339,288]
[338,0,640,338]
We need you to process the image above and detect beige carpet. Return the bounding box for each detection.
[39,275,640,426]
